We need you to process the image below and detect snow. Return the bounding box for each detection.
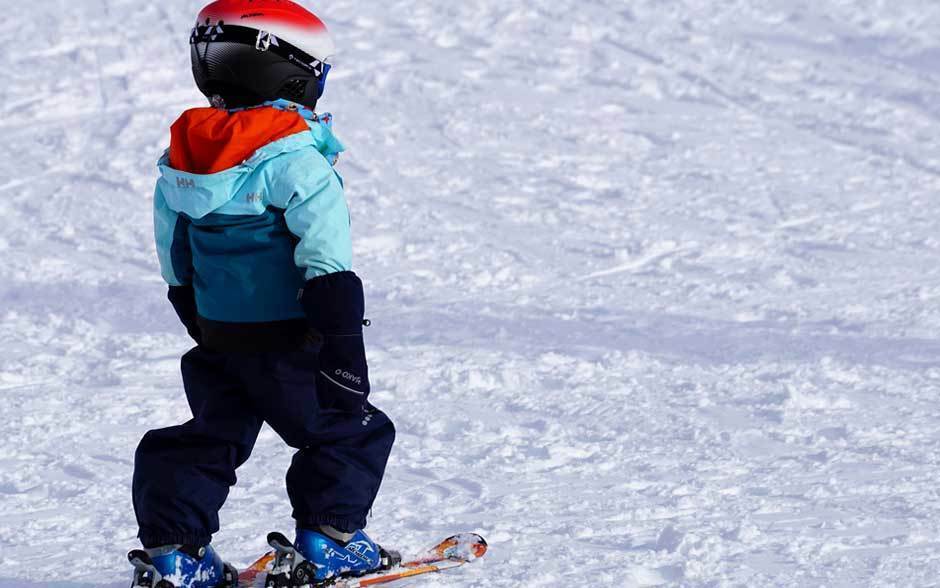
[2,0,940,585]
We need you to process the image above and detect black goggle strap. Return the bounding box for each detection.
[190,23,330,81]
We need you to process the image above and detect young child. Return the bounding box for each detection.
[128,2,397,586]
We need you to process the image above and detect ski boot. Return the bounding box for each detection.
[128,544,238,588]
[264,528,401,587]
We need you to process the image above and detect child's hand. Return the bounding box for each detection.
[167,285,203,345]
[299,272,370,404]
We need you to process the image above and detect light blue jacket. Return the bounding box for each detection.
[154,104,351,324]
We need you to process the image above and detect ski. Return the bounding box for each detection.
[238,533,487,587]
[239,552,275,586]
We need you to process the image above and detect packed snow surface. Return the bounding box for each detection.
[2,0,940,586]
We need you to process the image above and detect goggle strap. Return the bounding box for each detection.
[191,23,329,79]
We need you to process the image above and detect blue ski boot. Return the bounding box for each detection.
[128,544,237,588]
[265,528,400,587]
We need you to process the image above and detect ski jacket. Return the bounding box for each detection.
[154,101,351,351]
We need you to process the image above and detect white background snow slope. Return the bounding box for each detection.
[2,0,940,586]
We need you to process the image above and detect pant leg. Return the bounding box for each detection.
[237,344,395,533]
[133,347,263,548]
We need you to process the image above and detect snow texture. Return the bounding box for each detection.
[2,0,940,586]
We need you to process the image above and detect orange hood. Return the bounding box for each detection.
[169,106,310,175]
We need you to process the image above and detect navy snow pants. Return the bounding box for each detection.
[132,345,395,548]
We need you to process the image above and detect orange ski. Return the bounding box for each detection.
[238,551,274,586]
[337,559,468,587]
[238,533,487,587]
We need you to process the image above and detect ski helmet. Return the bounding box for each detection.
[190,0,335,110]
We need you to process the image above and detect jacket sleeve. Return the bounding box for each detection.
[277,152,353,280]
[275,150,368,402]
[154,184,200,342]
[154,184,194,287]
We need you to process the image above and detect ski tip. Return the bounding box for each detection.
[436,533,488,561]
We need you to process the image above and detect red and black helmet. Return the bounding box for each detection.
[190,0,335,110]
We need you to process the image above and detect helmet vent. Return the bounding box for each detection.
[278,79,308,103]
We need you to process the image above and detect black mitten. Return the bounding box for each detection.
[167,286,202,344]
[300,272,370,404]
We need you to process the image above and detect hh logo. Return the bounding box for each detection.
[246,192,263,204]
[176,177,196,189]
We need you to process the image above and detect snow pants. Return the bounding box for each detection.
[132,345,395,548]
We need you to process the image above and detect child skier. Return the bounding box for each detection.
[128,1,397,586]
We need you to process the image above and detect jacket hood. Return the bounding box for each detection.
[156,105,344,219]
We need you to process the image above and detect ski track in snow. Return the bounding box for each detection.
[2,0,940,586]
